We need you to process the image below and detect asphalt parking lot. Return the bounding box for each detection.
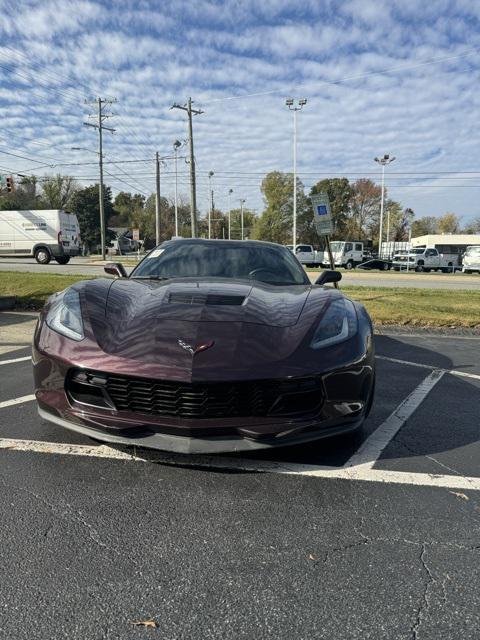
[1,312,479,639]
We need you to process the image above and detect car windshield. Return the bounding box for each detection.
[465,246,480,257]
[330,242,344,252]
[130,241,309,285]
[410,248,426,254]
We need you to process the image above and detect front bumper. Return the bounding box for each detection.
[38,406,364,453]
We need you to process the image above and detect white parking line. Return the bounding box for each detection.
[1,437,480,491]
[0,356,31,366]
[376,355,480,381]
[0,395,35,409]
[346,369,445,469]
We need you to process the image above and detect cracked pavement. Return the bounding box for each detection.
[0,323,479,639]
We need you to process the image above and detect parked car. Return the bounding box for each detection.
[286,244,323,267]
[33,239,375,454]
[462,246,480,274]
[0,209,81,264]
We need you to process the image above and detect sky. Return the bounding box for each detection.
[0,0,479,224]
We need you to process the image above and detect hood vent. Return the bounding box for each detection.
[168,292,246,306]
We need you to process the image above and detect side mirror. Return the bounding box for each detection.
[315,270,342,286]
[104,262,127,278]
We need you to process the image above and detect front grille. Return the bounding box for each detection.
[67,370,323,420]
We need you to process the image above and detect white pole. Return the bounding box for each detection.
[208,173,213,239]
[379,163,385,259]
[228,189,232,240]
[293,107,297,250]
[240,200,244,240]
[174,147,179,237]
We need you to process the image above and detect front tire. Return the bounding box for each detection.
[34,247,51,264]
[55,256,71,265]
[345,260,354,270]
[415,263,425,272]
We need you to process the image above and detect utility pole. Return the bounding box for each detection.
[228,188,233,240]
[239,199,245,240]
[170,98,203,237]
[285,98,307,250]
[84,97,116,260]
[374,154,396,259]
[208,171,214,239]
[173,140,182,236]
[155,151,161,245]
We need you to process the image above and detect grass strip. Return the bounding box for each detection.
[0,272,479,328]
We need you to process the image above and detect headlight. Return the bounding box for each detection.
[46,288,84,341]
[310,298,357,349]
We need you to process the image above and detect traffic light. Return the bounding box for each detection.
[6,176,14,193]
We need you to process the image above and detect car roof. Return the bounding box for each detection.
[160,238,287,250]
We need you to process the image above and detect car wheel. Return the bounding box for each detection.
[345,260,354,270]
[415,263,424,272]
[55,256,71,265]
[34,247,51,264]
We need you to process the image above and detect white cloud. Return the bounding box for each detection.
[0,0,478,221]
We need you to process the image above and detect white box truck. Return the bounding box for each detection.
[0,210,81,264]
[321,241,365,269]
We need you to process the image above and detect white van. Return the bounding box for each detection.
[0,210,81,264]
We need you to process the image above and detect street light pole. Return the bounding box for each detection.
[285,98,307,249]
[228,188,233,240]
[239,198,245,240]
[374,154,396,258]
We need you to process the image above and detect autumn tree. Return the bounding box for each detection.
[411,216,438,237]
[349,179,381,239]
[438,212,461,234]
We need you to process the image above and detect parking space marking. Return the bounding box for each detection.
[0,356,31,366]
[1,436,480,490]
[345,369,445,469]
[0,395,35,409]
[376,355,480,381]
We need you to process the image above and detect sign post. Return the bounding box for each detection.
[311,193,338,288]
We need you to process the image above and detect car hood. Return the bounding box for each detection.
[80,278,340,380]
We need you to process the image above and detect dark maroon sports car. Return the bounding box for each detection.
[33,239,375,453]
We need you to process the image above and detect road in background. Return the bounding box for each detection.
[0,257,479,289]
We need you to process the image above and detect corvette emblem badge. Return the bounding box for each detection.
[178,339,215,356]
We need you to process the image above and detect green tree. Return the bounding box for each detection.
[438,212,461,234]
[70,184,114,251]
[254,171,309,244]
[411,216,438,237]
[41,174,79,209]
[310,178,352,238]
[0,175,43,210]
